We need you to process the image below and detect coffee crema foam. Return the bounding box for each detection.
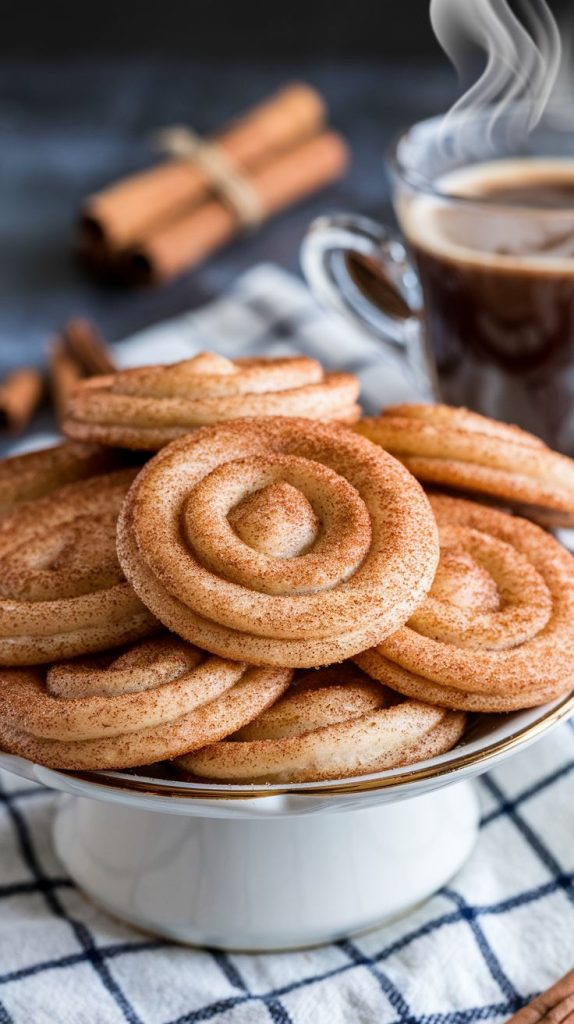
[400,159,574,274]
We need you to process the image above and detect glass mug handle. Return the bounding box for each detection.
[300,213,441,400]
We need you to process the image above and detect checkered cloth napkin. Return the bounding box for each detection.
[1,264,573,1024]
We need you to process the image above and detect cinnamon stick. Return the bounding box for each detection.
[507,968,574,1023]
[49,340,85,424]
[81,83,325,251]
[122,130,349,285]
[0,368,43,434]
[63,318,116,375]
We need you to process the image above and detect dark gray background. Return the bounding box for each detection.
[1,0,570,57]
[0,1,469,58]
[0,0,569,377]
[0,59,456,374]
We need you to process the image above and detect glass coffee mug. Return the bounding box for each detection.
[301,106,574,454]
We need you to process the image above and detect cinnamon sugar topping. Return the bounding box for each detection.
[178,662,465,783]
[357,495,574,712]
[0,635,292,770]
[117,417,439,667]
[356,403,574,527]
[0,470,157,665]
[62,353,361,450]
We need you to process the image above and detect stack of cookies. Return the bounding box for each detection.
[1,351,573,785]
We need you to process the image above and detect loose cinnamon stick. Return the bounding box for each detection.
[49,340,85,423]
[81,83,325,251]
[507,968,574,1023]
[64,318,116,375]
[0,368,43,434]
[122,130,349,286]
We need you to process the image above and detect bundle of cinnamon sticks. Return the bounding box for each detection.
[49,319,116,421]
[78,83,349,286]
[0,320,116,438]
[0,368,43,435]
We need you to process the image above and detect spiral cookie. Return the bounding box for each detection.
[0,441,120,519]
[0,469,157,665]
[177,663,465,783]
[0,636,292,770]
[118,417,439,667]
[355,403,574,527]
[62,352,361,450]
[356,495,574,712]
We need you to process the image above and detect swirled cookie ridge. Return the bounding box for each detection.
[117,417,440,667]
[0,636,292,769]
[356,495,574,711]
[178,663,466,782]
[63,351,361,450]
[0,469,157,664]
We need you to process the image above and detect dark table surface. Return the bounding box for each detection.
[0,59,455,375]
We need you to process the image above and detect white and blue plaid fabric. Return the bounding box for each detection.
[1,265,573,1023]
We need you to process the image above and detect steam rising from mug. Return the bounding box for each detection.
[430,0,574,148]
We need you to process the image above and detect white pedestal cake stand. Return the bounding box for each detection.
[1,693,572,952]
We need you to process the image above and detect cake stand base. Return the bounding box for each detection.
[53,778,479,951]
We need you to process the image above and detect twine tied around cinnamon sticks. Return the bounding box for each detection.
[152,125,265,231]
[78,83,349,286]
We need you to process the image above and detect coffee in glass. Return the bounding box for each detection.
[302,108,574,454]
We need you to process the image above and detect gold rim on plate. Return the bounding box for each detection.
[35,687,574,802]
